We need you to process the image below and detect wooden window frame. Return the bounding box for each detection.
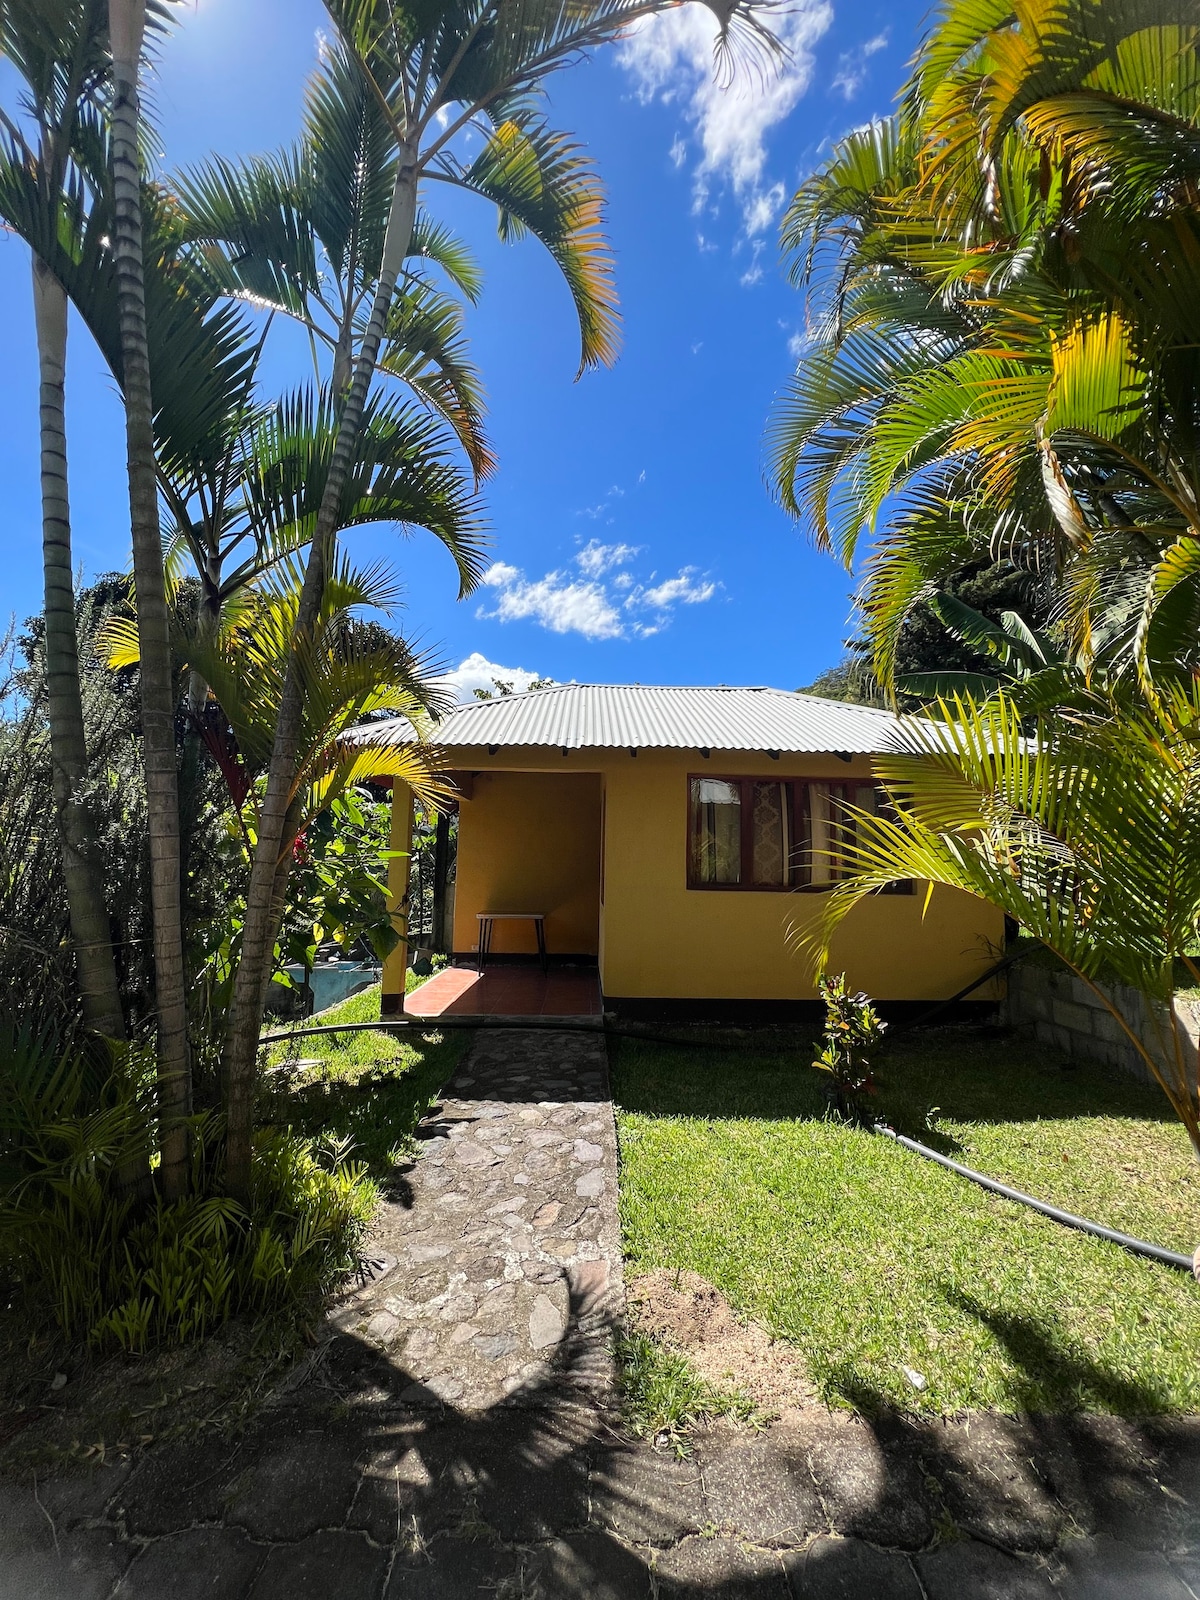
[686,773,912,894]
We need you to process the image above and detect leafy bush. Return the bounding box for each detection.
[0,1026,376,1352]
[812,973,887,1123]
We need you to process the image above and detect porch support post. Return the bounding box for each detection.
[381,780,413,1016]
[431,807,452,954]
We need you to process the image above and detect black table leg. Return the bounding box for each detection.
[536,918,547,974]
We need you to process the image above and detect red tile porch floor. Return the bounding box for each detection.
[403,964,602,1019]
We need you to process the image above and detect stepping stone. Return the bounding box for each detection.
[530,1294,566,1350]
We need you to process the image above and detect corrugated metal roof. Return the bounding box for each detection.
[352,683,915,755]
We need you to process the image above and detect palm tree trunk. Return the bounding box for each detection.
[109,0,191,1200]
[221,153,419,1199]
[33,257,125,1040]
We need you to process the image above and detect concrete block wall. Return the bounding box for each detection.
[1004,960,1200,1086]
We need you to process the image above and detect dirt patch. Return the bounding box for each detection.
[627,1269,818,1414]
[0,1303,303,1478]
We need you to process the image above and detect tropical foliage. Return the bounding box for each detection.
[770,0,1200,699]
[802,688,1200,1158]
[779,1,1200,1158]
[0,0,784,1351]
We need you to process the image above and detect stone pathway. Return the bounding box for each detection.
[327,1027,621,1409]
[3,1029,1200,1597]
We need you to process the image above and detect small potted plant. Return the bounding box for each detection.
[813,973,887,1124]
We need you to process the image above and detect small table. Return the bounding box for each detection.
[476,913,547,974]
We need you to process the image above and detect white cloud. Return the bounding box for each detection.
[617,1,833,234]
[477,545,720,641]
[577,483,627,521]
[739,238,767,287]
[576,539,642,578]
[479,563,625,639]
[634,570,718,609]
[441,652,549,702]
[831,31,889,100]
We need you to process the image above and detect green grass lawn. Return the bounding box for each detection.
[614,1025,1200,1416]
[262,983,466,1183]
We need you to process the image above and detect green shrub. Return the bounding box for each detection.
[0,1026,376,1353]
[812,973,887,1123]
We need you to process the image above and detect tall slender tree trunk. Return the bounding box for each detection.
[33,257,126,1040]
[109,0,191,1199]
[221,153,419,1199]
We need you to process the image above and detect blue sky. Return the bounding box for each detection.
[0,0,929,697]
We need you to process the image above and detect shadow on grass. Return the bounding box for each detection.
[940,1288,1177,1414]
[261,1027,468,1197]
[612,1023,1175,1136]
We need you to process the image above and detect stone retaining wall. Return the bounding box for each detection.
[1003,959,1200,1085]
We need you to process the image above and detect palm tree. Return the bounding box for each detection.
[209,0,785,1196]
[0,0,126,1038]
[800,686,1200,1161]
[176,44,495,478]
[107,555,453,1009]
[768,2,1200,697]
[107,0,191,1198]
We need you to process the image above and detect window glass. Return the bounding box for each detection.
[690,778,741,884]
[750,782,790,885]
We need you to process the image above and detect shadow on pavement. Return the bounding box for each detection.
[3,1282,1200,1599]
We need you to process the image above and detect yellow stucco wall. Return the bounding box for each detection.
[599,752,1003,1001]
[453,770,602,957]
[381,779,413,1003]
[387,747,1005,1003]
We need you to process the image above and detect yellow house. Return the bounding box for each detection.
[369,683,1004,1019]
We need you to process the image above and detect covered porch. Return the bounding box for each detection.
[382,764,605,1017]
[404,965,603,1021]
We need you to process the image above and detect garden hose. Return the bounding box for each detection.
[872,1122,1194,1272]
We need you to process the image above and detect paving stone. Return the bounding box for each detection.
[805,1417,934,1550]
[700,1432,826,1547]
[654,1536,790,1598]
[365,1310,401,1345]
[915,1539,1056,1599]
[782,1536,923,1599]
[225,1428,363,1540]
[1054,1535,1196,1599]
[531,1532,654,1598]
[529,1292,566,1350]
[34,1458,135,1528]
[590,1444,706,1544]
[247,1530,387,1600]
[385,1536,524,1598]
[1052,1417,1173,1549]
[348,1429,461,1548]
[117,1435,248,1536]
[918,1414,1064,1552]
[113,1526,265,1598]
[474,1332,518,1361]
[0,1524,130,1600]
[575,1170,606,1199]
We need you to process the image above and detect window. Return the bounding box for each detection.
[687,776,909,892]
